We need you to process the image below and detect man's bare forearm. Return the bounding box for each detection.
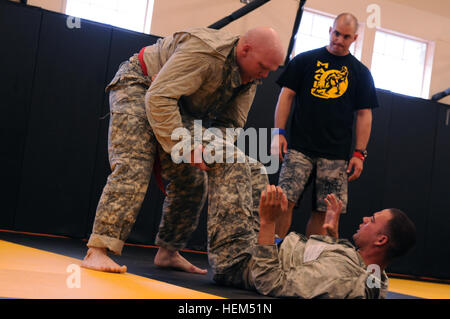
[274,87,296,129]
[354,108,372,150]
[258,221,276,245]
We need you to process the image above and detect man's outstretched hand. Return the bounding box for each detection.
[323,194,343,238]
[259,185,288,224]
[258,185,288,245]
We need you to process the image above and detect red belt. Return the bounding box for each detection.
[138,47,166,196]
[138,47,148,76]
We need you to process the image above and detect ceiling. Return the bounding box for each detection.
[388,0,450,19]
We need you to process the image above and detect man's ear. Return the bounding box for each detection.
[241,44,251,57]
[375,234,389,247]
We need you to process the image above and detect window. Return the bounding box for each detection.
[65,0,154,34]
[293,9,361,59]
[371,30,433,98]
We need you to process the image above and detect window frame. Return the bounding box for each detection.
[63,0,154,34]
[371,27,434,99]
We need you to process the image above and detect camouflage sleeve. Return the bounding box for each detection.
[211,84,257,131]
[251,245,367,298]
[145,51,213,154]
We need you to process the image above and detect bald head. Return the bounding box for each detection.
[236,27,285,84]
[334,13,359,33]
[241,27,285,63]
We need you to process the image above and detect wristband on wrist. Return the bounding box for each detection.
[353,152,365,161]
[272,128,286,137]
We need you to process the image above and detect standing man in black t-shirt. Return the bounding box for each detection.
[271,13,379,237]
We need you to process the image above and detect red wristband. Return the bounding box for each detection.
[353,152,365,161]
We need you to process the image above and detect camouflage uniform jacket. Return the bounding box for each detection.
[138,27,257,154]
[250,233,389,299]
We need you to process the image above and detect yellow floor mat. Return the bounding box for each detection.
[0,240,223,299]
[2,238,449,299]
[388,277,450,299]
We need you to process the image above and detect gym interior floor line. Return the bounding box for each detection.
[1,230,449,299]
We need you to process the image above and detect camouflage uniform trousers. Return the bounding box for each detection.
[87,58,207,255]
[278,149,348,214]
[207,159,269,290]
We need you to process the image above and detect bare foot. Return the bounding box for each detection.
[81,247,127,273]
[154,247,207,275]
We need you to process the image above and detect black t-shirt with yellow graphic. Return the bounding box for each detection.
[277,46,379,160]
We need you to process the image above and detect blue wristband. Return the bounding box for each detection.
[272,128,286,137]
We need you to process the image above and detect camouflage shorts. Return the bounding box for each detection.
[278,149,348,214]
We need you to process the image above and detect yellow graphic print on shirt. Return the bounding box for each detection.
[311,60,349,99]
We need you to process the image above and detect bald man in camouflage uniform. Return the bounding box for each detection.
[81,27,284,274]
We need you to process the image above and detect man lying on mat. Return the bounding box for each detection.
[206,160,416,298]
